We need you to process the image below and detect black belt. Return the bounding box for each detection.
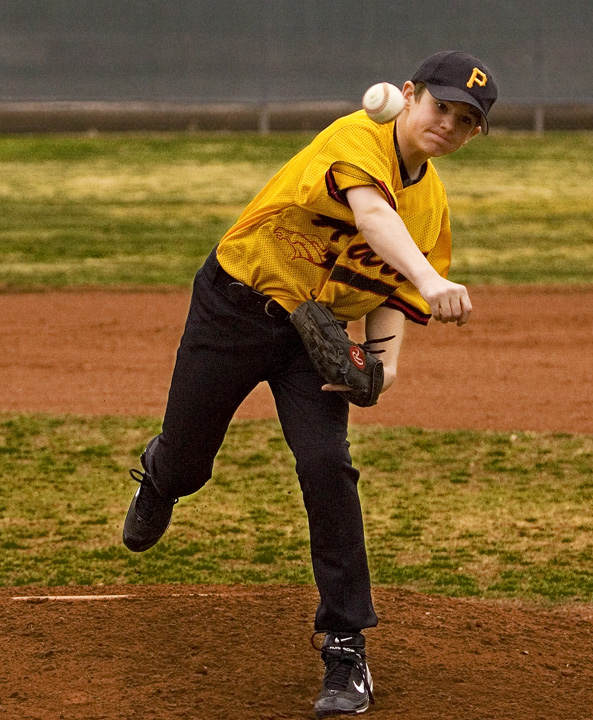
[211,261,290,320]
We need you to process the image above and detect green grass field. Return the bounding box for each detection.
[1,131,593,287]
[1,131,592,601]
[2,414,593,601]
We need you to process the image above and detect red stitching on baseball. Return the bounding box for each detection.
[376,83,389,113]
[364,83,390,114]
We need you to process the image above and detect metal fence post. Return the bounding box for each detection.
[258,104,271,134]
[534,105,545,134]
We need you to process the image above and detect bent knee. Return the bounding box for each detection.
[149,436,213,497]
[294,443,359,487]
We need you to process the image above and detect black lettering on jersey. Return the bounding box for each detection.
[347,243,431,283]
[311,215,358,245]
[348,243,407,282]
[330,265,396,297]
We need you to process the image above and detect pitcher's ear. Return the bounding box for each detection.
[401,81,416,107]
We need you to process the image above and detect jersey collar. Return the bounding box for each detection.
[393,125,427,187]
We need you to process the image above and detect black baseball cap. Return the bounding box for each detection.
[411,50,498,134]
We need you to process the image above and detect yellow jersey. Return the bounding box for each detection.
[216,109,451,325]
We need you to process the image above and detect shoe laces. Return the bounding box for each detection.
[311,632,374,704]
[129,468,178,519]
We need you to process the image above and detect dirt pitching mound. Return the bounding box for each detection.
[1,585,592,720]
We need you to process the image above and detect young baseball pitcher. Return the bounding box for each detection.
[123,50,497,717]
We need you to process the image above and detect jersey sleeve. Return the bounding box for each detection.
[294,121,398,217]
[326,161,398,211]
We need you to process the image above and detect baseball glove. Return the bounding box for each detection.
[290,300,390,407]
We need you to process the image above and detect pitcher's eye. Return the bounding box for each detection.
[462,113,480,128]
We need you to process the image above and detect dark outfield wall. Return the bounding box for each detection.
[0,0,591,106]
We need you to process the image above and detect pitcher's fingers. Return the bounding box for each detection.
[436,297,455,323]
[431,297,446,322]
[448,295,463,323]
[456,294,473,326]
[322,383,352,393]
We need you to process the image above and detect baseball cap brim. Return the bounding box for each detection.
[424,82,489,134]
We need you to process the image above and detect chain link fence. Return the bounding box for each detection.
[0,0,591,132]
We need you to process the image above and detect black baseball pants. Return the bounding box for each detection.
[147,249,378,632]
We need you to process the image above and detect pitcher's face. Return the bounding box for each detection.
[400,83,482,159]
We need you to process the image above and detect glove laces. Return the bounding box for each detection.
[362,335,396,354]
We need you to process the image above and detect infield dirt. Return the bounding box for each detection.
[2,286,593,719]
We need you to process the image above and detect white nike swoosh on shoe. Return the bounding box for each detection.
[353,679,365,693]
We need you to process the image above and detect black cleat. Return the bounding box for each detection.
[313,632,374,718]
[123,442,177,552]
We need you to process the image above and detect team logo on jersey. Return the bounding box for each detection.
[274,226,337,269]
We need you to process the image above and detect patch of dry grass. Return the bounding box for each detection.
[2,414,593,601]
[1,132,593,286]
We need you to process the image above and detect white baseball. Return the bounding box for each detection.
[362,82,405,124]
